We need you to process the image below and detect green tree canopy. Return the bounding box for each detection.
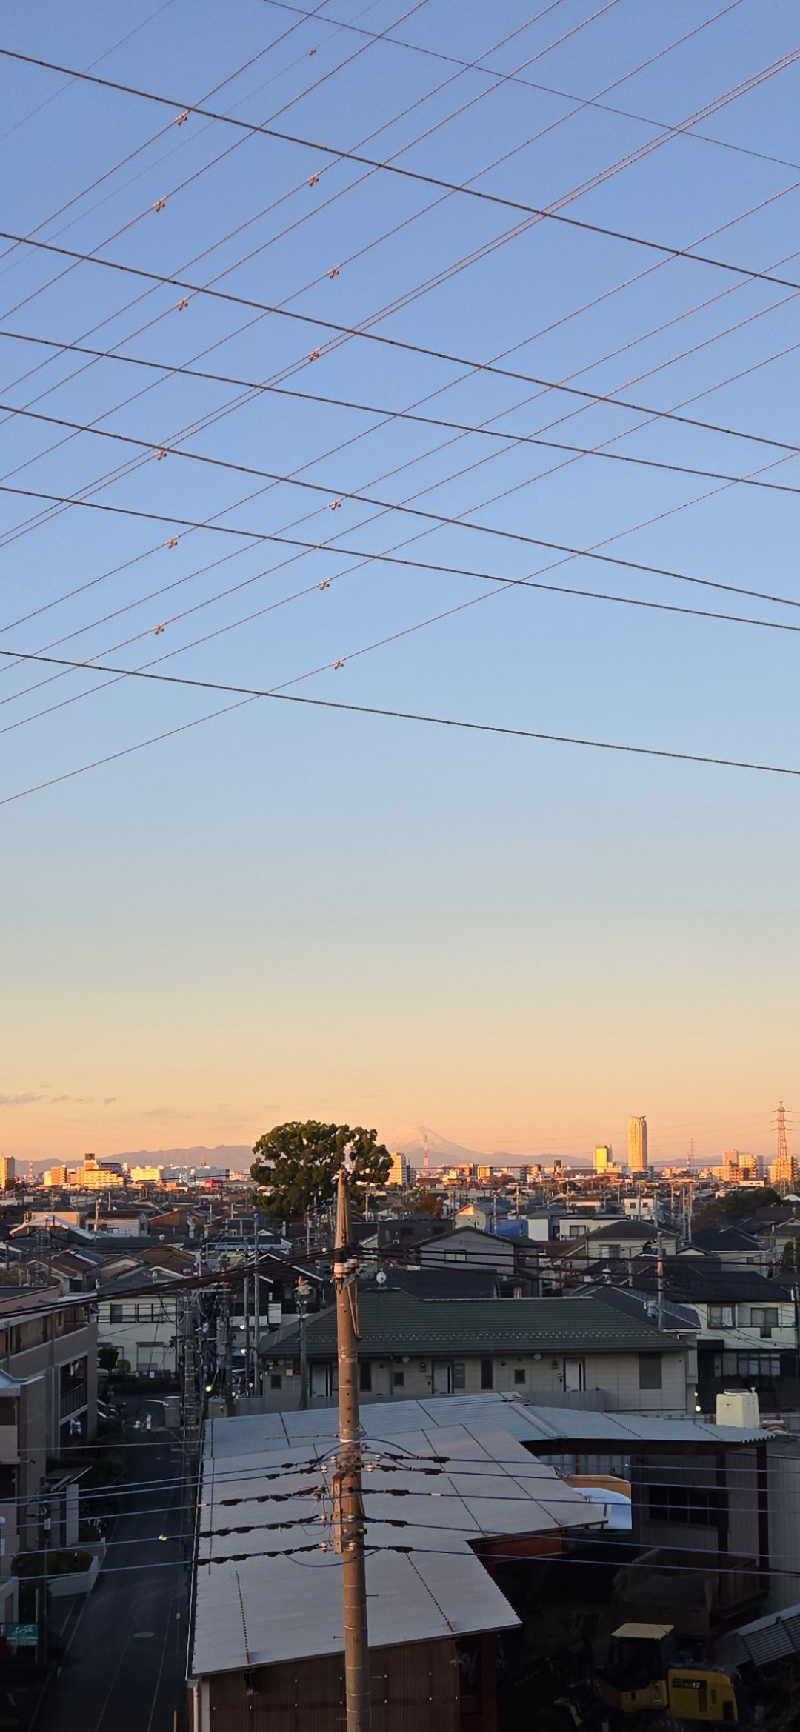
[251,1120,391,1219]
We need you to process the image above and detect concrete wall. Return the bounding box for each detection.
[98,1297,179,1375]
[260,1347,691,1415]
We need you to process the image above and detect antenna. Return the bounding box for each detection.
[422,1131,430,1178]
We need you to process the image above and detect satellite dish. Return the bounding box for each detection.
[375,1269,387,1286]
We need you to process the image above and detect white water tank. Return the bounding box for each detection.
[715,1389,760,1429]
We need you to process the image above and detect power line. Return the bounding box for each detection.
[3,223,800,462]
[6,333,800,498]
[5,39,800,296]
[1,652,799,807]
[4,471,800,633]
[263,0,800,184]
[0,3,755,580]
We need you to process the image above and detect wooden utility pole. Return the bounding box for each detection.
[656,1231,665,1334]
[334,1160,371,1732]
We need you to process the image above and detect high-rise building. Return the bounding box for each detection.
[627,1116,648,1174]
[388,1151,408,1187]
[0,1156,15,1189]
[593,1145,612,1173]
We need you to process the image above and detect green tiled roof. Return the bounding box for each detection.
[266,1293,679,1359]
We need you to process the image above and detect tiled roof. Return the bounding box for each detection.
[265,1292,679,1359]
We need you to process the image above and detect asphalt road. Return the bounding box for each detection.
[34,1401,189,1732]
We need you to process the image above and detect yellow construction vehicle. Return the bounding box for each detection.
[596,1623,738,1724]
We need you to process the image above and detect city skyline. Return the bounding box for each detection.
[0,1109,790,1170]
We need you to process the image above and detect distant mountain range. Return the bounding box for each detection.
[21,1145,252,1175]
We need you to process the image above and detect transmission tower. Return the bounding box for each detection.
[776,1101,790,1169]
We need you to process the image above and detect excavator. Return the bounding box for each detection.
[540,1615,800,1730]
[595,1623,738,1723]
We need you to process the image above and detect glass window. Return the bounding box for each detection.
[514,1368,525,1385]
[707,1305,734,1328]
[444,1251,467,1263]
[109,1303,123,1323]
[392,1370,405,1389]
[453,1362,467,1391]
[639,1354,662,1390]
[750,1308,779,1331]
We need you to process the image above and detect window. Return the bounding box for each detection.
[392,1370,405,1389]
[514,1368,526,1386]
[270,1374,282,1390]
[359,1361,372,1393]
[444,1250,467,1263]
[603,1245,621,1261]
[707,1305,735,1328]
[480,1358,493,1391]
[649,1483,722,1526]
[639,1354,663,1390]
[109,1304,124,1323]
[568,1225,585,1239]
[749,1307,779,1337]
[453,1362,466,1391]
[736,1353,780,1380]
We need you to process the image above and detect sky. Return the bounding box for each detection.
[1,0,799,1165]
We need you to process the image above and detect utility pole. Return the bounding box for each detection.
[243,1269,251,1396]
[656,1231,665,1334]
[252,1217,261,1397]
[297,1279,310,1410]
[334,1159,371,1732]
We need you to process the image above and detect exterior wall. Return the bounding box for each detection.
[693,1299,796,1353]
[419,1230,515,1276]
[260,1347,691,1415]
[98,1295,179,1375]
[198,1637,464,1732]
[0,1308,97,1451]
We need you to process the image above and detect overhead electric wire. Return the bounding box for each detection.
[1,651,800,805]
[5,166,800,731]
[6,343,800,500]
[1,16,793,796]
[0,4,779,668]
[5,35,800,296]
[0,0,693,559]
[0,3,338,283]
[0,2,638,570]
[0,0,179,150]
[263,0,800,184]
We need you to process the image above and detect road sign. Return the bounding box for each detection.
[5,1624,38,1647]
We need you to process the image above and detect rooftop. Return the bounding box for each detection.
[263,1292,680,1360]
[192,1395,602,1679]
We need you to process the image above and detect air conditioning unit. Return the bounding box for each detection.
[716,1389,760,1428]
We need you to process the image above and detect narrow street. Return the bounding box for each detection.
[33,1401,190,1732]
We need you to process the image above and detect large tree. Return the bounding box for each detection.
[251,1120,391,1219]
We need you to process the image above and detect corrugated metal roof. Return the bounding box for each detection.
[735,1602,800,1669]
[193,1399,603,1679]
[510,1404,772,1446]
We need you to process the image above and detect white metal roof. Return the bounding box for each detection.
[193,1397,603,1679]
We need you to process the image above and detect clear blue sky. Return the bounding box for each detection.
[1,0,799,1163]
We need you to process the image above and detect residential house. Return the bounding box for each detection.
[260,1293,694,1413]
[417,1226,517,1280]
[188,1395,602,1732]
[630,1258,798,1412]
[585,1220,680,1265]
[687,1226,769,1270]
